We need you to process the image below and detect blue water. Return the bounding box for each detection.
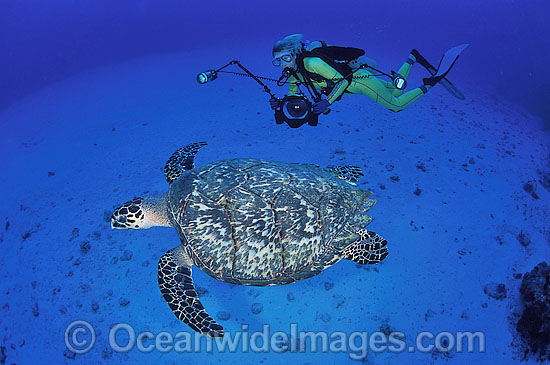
[1,1,549,364]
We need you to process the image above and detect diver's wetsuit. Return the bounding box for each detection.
[289,55,428,112]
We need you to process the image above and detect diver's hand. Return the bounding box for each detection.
[312,99,330,114]
[269,97,280,110]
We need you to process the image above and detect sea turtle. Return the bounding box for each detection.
[111,142,388,337]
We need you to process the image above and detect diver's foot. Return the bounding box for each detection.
[411,49,432,70]
[423,74,446,87]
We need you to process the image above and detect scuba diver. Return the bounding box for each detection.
[269,34,466,114]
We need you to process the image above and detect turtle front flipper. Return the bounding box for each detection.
[158,246,224,337]
[328,165,364,184]
[164,142,208,184]
[343,230,388,264]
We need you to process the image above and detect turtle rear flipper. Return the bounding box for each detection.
[158,246,224,337]
[164,142,208,184]
[343,230,388,264]
[328,165,364,184]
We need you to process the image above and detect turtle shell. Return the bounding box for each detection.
[167,158,375,286]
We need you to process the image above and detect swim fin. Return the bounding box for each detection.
[434,44,469,78]
[413,45,468,99]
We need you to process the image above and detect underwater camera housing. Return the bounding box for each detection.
[196,61,320,128]
[274,95,318,128]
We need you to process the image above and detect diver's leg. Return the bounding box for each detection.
[378,79,395,92]
[348,71,429,112]
[397,54,415,80]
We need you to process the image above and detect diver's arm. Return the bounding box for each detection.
[304,58,349,104]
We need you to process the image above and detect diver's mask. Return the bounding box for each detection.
[272,53,294,67]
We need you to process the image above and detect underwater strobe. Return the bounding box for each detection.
[196,70,218,84]
[391,72,407,90]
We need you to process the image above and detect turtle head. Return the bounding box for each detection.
[111,194,171,229]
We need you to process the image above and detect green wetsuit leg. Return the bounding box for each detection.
[397,58,414,79]
[347,69,426,112]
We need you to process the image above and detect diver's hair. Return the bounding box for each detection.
[272,34,304,56]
